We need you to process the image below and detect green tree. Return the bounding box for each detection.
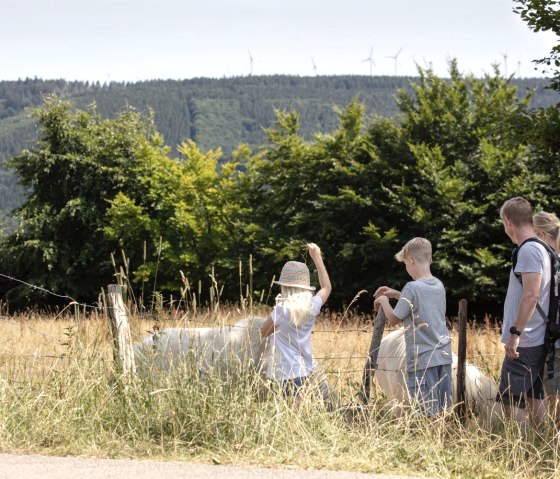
[381,62,548,312]
[104,139,249,302]
[244,102,401,308]
[0,96,247,307]
[514,0,560,90]
[514,0,560,210]
[242,64,548,314]
[0,96,168,305]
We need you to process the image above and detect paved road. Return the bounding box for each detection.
[0,453,433,479]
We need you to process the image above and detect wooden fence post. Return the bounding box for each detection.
[456,299,468,423]
[106,284,136,376]
[359,307,387,404]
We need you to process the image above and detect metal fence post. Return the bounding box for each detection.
[456,299,468,423]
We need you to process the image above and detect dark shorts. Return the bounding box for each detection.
[406,364,453,416]
[544,347,560,395]
[498,345,546,409]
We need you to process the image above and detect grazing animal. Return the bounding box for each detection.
[133,317,269,375]
[134,319,499,420]
[375,328,500,420]
[133,316,339,406]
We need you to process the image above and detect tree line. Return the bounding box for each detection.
[0,59,558,317]
[1,0,558,315]
[0,73,557,231]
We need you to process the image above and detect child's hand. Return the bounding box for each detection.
[374,286,400,299]
[307,243,322,260]
[373,295,388,312]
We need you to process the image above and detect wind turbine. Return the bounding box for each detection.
[311,57,318,76]
[386,47,403,76]
[248,50,253,76]
[362,47,376,76]
[517,60,522,77]
[502,51,508,77]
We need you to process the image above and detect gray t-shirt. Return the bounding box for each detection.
[393,277,452,371]
[501,240,551,347]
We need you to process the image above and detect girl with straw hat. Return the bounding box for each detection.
[260,243,332,396]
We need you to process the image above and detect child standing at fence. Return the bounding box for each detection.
[260,243,331,396]
[374,237,452,416]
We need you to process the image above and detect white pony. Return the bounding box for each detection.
[374,328,500,420]
[133,317,269,375]
[133,316,339,406]
[134,318,499,419]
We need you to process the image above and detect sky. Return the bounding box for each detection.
[1,0,557,82]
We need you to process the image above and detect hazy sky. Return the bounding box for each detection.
[1,0,557,82]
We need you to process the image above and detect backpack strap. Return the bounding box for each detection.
[512,237,553,323]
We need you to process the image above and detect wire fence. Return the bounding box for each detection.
[0,272,505,383]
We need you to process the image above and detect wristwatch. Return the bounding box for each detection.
[509,326,522,337]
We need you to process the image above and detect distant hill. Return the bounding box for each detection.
[0,75,558,228]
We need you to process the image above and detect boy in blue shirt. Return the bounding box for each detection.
[374,237,452,416]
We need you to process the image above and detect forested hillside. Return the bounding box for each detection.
[1,62,559,314]
[0,75,558,229]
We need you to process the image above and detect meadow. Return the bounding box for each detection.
[0,302,558,479]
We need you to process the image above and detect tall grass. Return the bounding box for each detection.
[0,308,559,478]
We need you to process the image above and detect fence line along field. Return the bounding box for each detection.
[0,300,558,479]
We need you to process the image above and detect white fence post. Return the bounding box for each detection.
[106,284,136,376]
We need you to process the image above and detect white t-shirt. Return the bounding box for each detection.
[501,240,551,347]
[266,295,323,380]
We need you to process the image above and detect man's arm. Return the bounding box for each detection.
[505,272,542,359]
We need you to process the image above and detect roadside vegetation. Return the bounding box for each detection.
[0,304,558,479]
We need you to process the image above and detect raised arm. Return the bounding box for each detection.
[307,243,332,304]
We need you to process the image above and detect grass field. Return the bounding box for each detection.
[0,304,558,479]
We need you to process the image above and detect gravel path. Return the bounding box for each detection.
[0,453,434,479]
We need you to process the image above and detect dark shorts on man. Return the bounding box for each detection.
[497,344,546,409]
[544,347,560,394]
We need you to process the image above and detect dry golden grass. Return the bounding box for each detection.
[2,305,560,479]
[0,305,502,398]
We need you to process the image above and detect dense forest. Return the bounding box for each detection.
[1,0,559,314]
[0,74,558,231]
[1,59,559,316]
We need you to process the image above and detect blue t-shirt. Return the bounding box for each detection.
[393,277,452,371]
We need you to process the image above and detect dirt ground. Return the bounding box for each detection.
[0,453,435,479]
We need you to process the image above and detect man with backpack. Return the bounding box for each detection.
[497,197,551,426]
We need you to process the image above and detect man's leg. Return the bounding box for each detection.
[526,398,546,426]
[501,402,527,425]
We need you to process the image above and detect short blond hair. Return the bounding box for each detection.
[500,197,533,227]
[395,237,432,263]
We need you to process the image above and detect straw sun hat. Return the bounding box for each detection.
[274,261,315,291]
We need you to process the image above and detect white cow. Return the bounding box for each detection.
[374,328,500,421]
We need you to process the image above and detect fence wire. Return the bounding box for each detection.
[0,272,505,382]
